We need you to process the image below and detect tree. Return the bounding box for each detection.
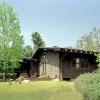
[32,32,45,50]
[0,3,24,81]
[76,27,100,52]
[76,36,86,50]
[23,45,33,58]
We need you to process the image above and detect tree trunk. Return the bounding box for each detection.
[3,70,6,81]
[3,64,6,81]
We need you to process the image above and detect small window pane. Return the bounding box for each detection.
[76,63,80,68]
[72,58,80,68]
[72,60,76,68]
[76,58,80,63]
[84,60,88,68]
[80,59,88,68]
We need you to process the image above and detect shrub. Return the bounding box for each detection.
[6,73,17,80]
[74,72,100,100]
[0,73,17,81]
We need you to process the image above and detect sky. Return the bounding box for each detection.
[0,0,100,47]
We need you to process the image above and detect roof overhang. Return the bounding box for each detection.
[32,47,99,60]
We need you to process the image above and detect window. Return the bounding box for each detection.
[72,58,88,68]
[72,58,80,68]
[80,59,88,68]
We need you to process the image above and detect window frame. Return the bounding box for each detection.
[71,58,88,69]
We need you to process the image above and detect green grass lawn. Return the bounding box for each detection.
[0,81,83,100]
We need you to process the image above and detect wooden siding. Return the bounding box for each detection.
[30,61,39,78]
[39,51,59,79]
[61,52,97,79]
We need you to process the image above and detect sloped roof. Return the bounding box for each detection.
[32,47,98,60]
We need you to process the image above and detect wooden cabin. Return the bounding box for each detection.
[31,47,98,80]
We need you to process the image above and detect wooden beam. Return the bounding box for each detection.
[44,49,47,51]
[75,50,77,52]
[65,49,67,51]
[70,50,73,52]
[80,51,83,53]
[85,51,87,53]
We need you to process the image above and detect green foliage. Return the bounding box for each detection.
[0,73,17,80]
[74,53,100,100]
[23,45,33,58]
[96,53,100,72]
[74,52,100,100]
[6,73,17,79]
[74,72,100,100]
[0,3,24,80]
[76,27,100,52]
[32,32,45,49]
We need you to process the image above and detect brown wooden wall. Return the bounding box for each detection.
[30,61,39,78]
[61,52,97,79]
[39,51,59,79]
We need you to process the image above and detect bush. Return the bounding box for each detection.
[74,72,100,100]
[6,73,17,80]
[0,73,17,81]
